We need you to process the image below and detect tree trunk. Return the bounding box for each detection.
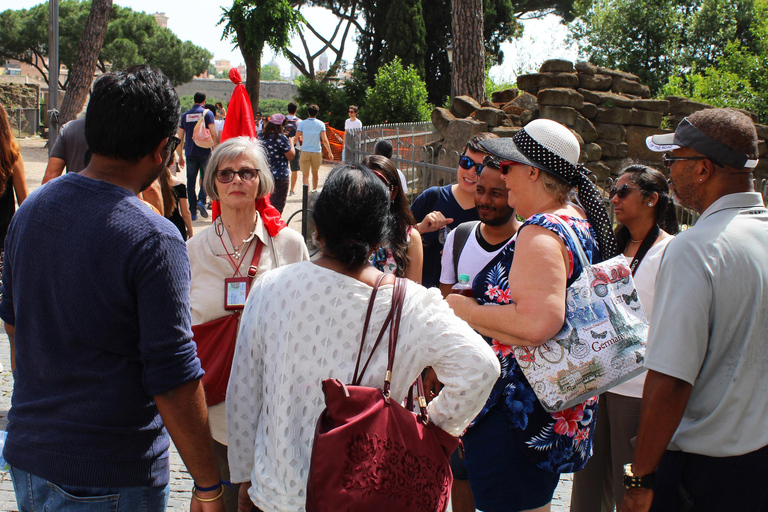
[244,53,262,116]
[59,0,113,125]
[451,0,485,102]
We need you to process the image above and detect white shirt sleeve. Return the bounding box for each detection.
[439,228,458,285]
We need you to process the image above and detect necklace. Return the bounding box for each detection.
[215,216,258,267]
[630,238,643,243]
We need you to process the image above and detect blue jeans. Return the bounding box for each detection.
[10,466,169,512]
[186,154,209,207]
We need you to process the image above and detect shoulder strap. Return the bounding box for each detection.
[352,274,391,385]
[629,224,660,276]
[382,277,407,398]
[453,221,480,280]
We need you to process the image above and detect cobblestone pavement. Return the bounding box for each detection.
[0,139,574,511]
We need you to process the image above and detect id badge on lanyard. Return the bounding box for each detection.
[223,239,263,311]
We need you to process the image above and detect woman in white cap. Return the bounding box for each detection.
[446,119,619,512]
[258,113,295,214]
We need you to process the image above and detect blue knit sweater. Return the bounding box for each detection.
[0,173,203,487]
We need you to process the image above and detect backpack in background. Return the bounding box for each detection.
[192,109,214,148]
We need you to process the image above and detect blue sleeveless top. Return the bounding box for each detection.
[468,213,602,473]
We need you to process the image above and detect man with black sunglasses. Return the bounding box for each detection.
[410,132,497,288]
[619,108,768,512]
[0,66,224,511]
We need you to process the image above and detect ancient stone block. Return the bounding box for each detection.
[578,73,612,91]
[509,92,538,112]
[596,67,641,82]
[758,140,766,157]
[585,161,611,181]
[594,107,633,125]
[481,100,495,108]
[594,123,627,141]
[625,126,669,162]
[630,109,664,127]
[540,59,574,73]
[474,107,506,127]
[574,115,598,143]
[634,99,670,112]
[582,142,603,162]
[755,123,768,141]
[575,61,598,75]
[443,118,489,153]
[550,73,580,88]
[735,108,759,122]
[603,159,627,175]
[579,102,598,119]
[596,140,630,158]
[517,73,552,94]
[450,95,482,118]
[490,126,521,138]
[431,107,455,138]
[669,98,712,116]
[491,88,519,104]
[501,116,521,127]
[540,105,579,127]
[570,129,585,147]
[537,88,584,109]
[611,78,651,98]
[579,89,634,108]
[502,104,527,116]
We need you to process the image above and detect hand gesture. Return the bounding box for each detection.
[417,211,453,234]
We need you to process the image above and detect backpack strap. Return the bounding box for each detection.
[452,221,480,281]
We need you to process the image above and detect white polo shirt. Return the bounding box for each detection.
[645,192,768,457]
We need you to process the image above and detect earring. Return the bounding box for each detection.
[648,202,654,207]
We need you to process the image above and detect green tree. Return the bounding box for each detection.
[294,74,350,129]
[220,0,302,114]
[260,63,282,81]
[0,1,212,88]
[384,0,427,77]
[364,57,432,125]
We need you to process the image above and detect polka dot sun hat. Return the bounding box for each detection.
[479,119,619,258]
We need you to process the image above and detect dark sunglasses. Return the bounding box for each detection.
[498,160,521,175]
[662,154,720,169]
[348,110,355,113]
[371,169,395,192]
[609,183,644,200]
[215,168,258,183]
[167,136,181,154]
[459,155,486,175]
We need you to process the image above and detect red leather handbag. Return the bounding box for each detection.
[305,276,460,512]
[192,312,240,406]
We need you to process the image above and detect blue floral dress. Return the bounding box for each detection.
[468,213,602,474]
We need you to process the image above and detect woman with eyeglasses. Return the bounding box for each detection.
[361,155,423,282]
[570,163,678,512]
[445,119,619,512]
[410,132,498,288]
[187,136,309,512]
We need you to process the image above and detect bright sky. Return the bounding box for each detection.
[12,0,578,81]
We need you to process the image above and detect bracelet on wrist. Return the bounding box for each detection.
[193,487,224,503]
[193,480,233,493]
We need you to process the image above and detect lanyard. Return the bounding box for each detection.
[628,224,660,276]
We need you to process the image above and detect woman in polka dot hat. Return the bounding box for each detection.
[445,118,617,512]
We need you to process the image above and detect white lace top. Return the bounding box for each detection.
[227,261,500,512]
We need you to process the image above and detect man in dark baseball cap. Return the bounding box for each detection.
[622,108,768,512]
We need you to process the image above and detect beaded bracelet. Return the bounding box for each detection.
[192,487,224,503]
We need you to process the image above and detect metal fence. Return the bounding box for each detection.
[4,108,40,138]
[348,123,768,229]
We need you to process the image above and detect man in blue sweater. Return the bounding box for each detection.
[0,66,225,511]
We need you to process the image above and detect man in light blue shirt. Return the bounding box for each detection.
[296,104,333,190]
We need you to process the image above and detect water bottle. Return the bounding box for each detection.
[451,274,473,297]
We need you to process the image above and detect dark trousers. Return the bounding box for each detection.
[270,178,289,214]
[186,154,209,207]
[651,444,768,512]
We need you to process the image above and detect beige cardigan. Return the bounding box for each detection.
[187,213,309,443]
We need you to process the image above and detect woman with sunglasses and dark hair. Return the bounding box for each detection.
[410,132,498,288]
[362,155,423,282]
[570,163,678,512]
[445,119,618,512]
[187,136,308,512]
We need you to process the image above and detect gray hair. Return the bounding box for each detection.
[203,136,274,200]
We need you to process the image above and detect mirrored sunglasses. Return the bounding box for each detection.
[459,155,486,175]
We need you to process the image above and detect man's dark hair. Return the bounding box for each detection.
[687,108,759,163]
[287,102,298,114]
[86,65,180,162]
[465,132,498,154]
[255,111,262,116]
[374,139,393,159]
[204,103,216,113]
[194,92,206,104]
[312,164,390,268]
[349,105,359,113]
[308,104,319,117]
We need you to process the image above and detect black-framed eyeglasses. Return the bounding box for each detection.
[662,154,719,169]
[459,154,485,175]
[215,168,259,183]
[609,183,644,200]
[167,136,181,154]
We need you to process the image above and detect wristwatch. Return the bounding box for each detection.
[623,464,655,489]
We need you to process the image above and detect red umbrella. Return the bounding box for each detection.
[211,68,286,236]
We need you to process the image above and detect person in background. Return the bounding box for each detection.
[410,132,497,288]
[254,111,263,135]
[161,152,194,240]
[258,113,295,214]
[570,164,677,512]
[0,64,224,512]
[215,101,227,120]
[296,104,333,191]
[361,154,422,282]
[620,108,768,512]
[286,102,302,196]
[42,115,88,183]
[0,105,29,277]
[374,139,408,194]
[342,105,362,161]
[177,91,219,221]
[226,164,499,512]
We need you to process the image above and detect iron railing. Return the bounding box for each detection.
[4,108,40,138]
